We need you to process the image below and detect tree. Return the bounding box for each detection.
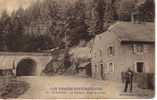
[85,0,98,37]
[24,34,53,52]
[93,0,106,33]
[46,1,66,48]
[65,0,89,46]
[0,10,11,51]
[6,8,26,51]
[88,0,117,34]
[139,0,155,22]
[103,0,117,30]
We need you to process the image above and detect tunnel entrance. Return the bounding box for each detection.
[16,59,37,76]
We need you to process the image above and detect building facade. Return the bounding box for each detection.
[91,21,155,80]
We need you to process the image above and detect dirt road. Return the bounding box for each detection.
[18,76,154,99]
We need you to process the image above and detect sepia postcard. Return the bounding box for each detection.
[0,0,155,99]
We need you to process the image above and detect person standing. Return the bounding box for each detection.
[124,68,134,92]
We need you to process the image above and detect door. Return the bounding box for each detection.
[101,64,104,79]
[86,63,92,77]
[136,62,144,73]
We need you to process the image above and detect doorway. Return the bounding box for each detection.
[86,63,92,77]
[136,62,144,73]
[101,64,104,79]
[16,59,37,76]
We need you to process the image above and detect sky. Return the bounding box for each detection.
[0,0,39,14]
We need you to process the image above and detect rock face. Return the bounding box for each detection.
[43,49,70,75]
[43,46,92,77]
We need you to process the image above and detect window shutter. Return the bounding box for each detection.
[112,47,115,56]
[112,63,115,73]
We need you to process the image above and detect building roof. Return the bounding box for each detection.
[79,62,91,68]
[108,22,155,42]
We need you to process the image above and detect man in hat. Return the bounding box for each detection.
[124,68,134,92]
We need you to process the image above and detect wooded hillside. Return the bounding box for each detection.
[0,0,154,52]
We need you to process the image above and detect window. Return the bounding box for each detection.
[133,44,144,54]
[107,46,115,56]
[136,62,144,73]
[99,36,102,40]
[136,44,144,53]
[108,63,114,73]
[100,50,103,57]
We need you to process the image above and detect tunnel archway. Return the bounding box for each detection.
[16,58,37,76]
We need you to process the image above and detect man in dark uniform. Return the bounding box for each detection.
[124,68,134,92]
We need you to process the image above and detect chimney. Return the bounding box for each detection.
[131,6,139,24]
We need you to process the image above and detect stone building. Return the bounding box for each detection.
[91,21,155,80]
